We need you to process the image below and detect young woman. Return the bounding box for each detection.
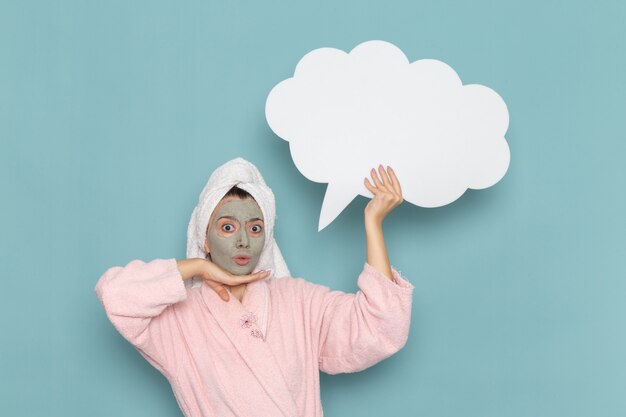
[95,157,414,417]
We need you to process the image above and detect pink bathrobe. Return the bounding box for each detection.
[95,258,414,417]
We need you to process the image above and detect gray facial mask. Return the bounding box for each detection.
[206,198,265,275]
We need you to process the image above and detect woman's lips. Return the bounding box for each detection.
[233,256,250,266]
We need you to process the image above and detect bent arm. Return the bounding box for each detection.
[315,165,409,374]
[94,258,187,377]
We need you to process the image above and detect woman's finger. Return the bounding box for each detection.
[251,270,272,281]
[364,177,379,196]
[370,168,383,189]
[228,270,271,285]
[387,166,403,197]
[378,165,391,188]
[203,262,270,286]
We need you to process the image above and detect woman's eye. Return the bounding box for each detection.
[222,224,235,232]
[251,225,263,233]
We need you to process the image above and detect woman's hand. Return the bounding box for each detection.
[176,259,270,302]
[363,165,403,225]
[362,165,403,281]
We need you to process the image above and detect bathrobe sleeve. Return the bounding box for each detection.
[312,263,414,375]
[94,258,187,379]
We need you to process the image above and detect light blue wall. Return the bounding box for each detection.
[1,1,625,416]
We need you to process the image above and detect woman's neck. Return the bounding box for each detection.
[229,283,247,303]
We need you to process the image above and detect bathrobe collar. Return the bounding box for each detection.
[199,279,298,417]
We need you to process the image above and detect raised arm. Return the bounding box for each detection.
[313,264,414,375]
[363,165,403,280]
[315,165,412,374]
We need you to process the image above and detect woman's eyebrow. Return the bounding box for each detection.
[217,216,239,222]
[218,216,263,223]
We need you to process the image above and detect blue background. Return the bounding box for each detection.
[1,1,625,416]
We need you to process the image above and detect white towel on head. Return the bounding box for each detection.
[186,157,291,288]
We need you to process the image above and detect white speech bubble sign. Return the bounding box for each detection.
[266,40,510,231]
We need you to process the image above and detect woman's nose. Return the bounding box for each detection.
[236,230,249,248]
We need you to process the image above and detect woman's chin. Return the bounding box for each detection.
[226,263,255,276]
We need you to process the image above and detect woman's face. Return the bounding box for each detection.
[204,196,265,275]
